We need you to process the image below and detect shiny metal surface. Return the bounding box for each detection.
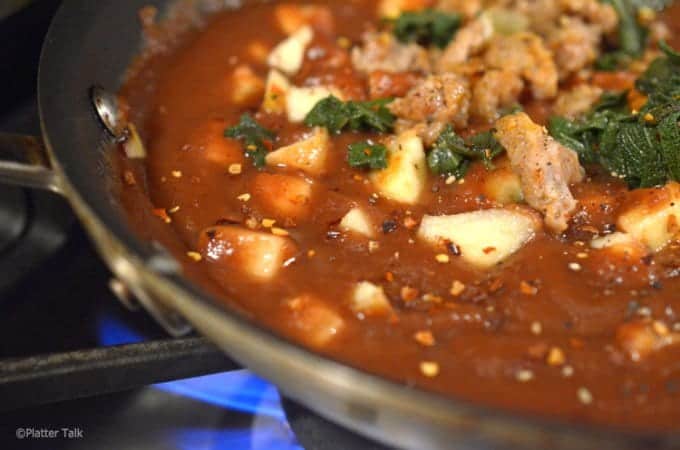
[90,85,125,139]
[0,133,61,193]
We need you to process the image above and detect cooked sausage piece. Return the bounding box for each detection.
[483,32,558,100]
[552,84,603,119]
[494,112,585,232]
[471,69,524,123]
[547,18,600,79]
[389,73,471,128]
[351,32,431,74]
[436,16,493,73]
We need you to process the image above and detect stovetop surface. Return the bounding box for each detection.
[0,3,392,449]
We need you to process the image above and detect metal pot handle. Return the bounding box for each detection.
[0,130,193,337]
[0,133,63,194]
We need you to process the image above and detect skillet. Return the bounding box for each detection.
[1,1,679,448]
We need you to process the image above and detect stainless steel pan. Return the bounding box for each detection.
[1,1,678,448]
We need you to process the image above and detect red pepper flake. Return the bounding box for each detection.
[385,271,395,282]
[422,293,443,303]
[449,280,465,297]
[488,278,504,293]
[413,330,436,347]
[547,347,566,366]
[271,227,290,236]
[520,281,538,296]
[400,286,419,302]
[123,170,136,186]
[152,208,172,224]
[403,216,418,230]
[569,337,585,349]
[483,246,497,254]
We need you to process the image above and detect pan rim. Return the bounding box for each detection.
[35,0,680,447]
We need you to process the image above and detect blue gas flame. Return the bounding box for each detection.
[96,312,302,450]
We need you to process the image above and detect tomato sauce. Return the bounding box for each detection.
[118,0,680,430]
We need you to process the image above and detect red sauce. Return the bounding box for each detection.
[118,0,680,431]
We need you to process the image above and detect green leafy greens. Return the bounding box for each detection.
[427,125,505,178]
[224,114,276,168]
[549,42,680,189]
[304,96,396,134]
[348,142,389,169]
[392,9,462,49]
[596,0,673,70]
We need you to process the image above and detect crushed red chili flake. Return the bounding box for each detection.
[401,286,419,302]
[123,170,136,185]
[547,347,566,366]
[413,330,436,347]
[152,208,172,224]
[520,281,538,296]
[422,293,443,303]
[403,216,418,230]
[450,280,465,297]
[488,278,504,293]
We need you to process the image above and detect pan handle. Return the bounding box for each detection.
[0,132,194,337]
[0,133,63,194]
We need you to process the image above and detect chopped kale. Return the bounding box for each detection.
[605,0,647,57]
[636,41,680,110]
[348,141,389,169]
[548,42,680,189]
[304,96,395,134]
[595,51,633,71]
[224,114,275,168]
[427,125,504,177]
[392,9,462,48]
[598,0,673,69]
[659,110,680,180]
